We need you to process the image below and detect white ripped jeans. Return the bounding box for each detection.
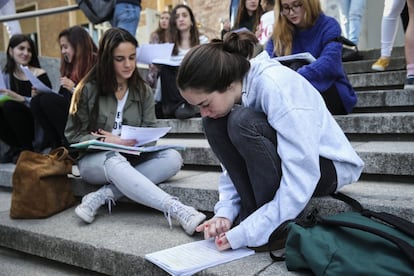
[77,149,183,211]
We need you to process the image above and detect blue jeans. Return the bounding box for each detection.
[78,149,182,211]
[203,106,337,221]
[338,0,367,45]
[110,3,141,37]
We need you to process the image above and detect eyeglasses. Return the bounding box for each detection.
[281,2,303,15]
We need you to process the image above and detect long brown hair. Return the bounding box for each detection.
[70,28,146,116]
[272,0,322,56]
[150,11,171,43]
[169,4,200,55]
[4,34,41,75]
[58,25,97,84]
[234,0,263,31]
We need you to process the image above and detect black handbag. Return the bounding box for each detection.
[76,0,116,24]
[331,36,362,62]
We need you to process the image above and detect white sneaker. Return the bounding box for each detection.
[75,186,115,223]
[164,198,206,235]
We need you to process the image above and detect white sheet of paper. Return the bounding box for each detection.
[20,65,55,93]
[0,70,6,89]
[145,239,255,276]
[136,43,174,65]
[120,126,171,146]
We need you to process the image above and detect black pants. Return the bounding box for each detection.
[159,65,185,116]
[322,84,347,115]
[30,92,70,148]
[0,101,34,150]
[203,106,338,221]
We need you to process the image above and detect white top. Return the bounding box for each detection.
[112,89,129,136]
[257,11,275,45]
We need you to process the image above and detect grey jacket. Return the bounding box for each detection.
[65,81,156,144]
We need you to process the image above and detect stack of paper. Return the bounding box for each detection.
[145,239,255,276]
[70,126,185,155]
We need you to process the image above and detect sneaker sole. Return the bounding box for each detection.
[75,206,94,223]
[371,65,386,71]
[404,84,414,91]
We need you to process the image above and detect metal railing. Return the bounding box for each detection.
[0,4,79,23]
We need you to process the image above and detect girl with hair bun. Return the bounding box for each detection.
[177,31,364,251]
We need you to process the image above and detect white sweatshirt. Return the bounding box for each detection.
[214,51,364,249]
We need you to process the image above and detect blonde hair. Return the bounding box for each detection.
[272,0,322,56]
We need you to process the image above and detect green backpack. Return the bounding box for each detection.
[270,193,414,275]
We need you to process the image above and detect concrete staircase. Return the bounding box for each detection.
[0,47,413,275]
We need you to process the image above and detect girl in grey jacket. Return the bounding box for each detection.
[65,28,205,235]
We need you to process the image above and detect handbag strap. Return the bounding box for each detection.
[49,147,75,163]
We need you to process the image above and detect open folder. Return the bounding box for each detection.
[273,52,316,67]
[70,126,185,156]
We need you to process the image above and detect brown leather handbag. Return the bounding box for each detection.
[10,147,77,219]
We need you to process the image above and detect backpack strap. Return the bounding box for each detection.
[332,192,414,238]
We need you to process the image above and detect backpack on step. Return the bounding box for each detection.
[269,192,414,275]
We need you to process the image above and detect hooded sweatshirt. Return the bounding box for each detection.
[214,51,364,249]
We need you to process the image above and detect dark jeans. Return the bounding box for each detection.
[322,84,347,115]
[159,65,185,116]
[0,101,34,150]
[203,106,338,221]
[31,92,70,148]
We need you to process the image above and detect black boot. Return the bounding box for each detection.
[174,103,200,119]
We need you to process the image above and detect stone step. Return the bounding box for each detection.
[0,141,413,192]
[343,56,405,74]
[0,246,104,276]
[355,89,414,110]
[0,188,292,276]
[156,139,414,177]
[335,112,414,135]
[0,174,413,275]
[155,111,414,135]
[358,46,405,60]
[348,71,406,90]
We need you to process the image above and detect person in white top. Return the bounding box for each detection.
[256,0,275,45]
[176,31,364,251]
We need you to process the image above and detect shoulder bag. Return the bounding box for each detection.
[10,147,77,219]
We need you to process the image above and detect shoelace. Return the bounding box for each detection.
[106,197,116,214]
[163,198,192,229]
[84,191,116,214]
